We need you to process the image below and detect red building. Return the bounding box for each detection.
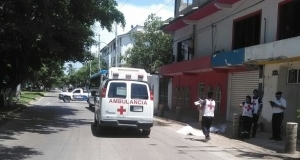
[160,55,231,121]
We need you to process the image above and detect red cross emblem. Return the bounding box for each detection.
[207,102,214,110]
[117,106,126,115]
[245,105,252,111]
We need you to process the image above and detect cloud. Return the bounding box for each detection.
[90,1,174,53]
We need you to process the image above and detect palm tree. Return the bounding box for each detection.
[67,63,75,75]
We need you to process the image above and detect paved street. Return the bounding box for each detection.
[0,92,297,160]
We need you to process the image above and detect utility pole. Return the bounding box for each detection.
[89,47,92,77]
[97,34,101,71]
[115,22,118,67]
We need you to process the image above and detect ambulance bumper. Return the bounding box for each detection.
[100,120,153,129]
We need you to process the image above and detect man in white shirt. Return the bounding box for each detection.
[200,92,215,142]
[269,91,286,141]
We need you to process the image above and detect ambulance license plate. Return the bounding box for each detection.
[133,106,143,112]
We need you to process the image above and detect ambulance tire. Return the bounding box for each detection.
[93,117,97,127]
[96,120,104,136]
[142,129,151,136]
[63,96,71,103]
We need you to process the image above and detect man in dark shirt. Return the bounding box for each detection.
[251,89,263,138]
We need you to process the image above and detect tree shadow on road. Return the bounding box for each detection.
[0,144,42,160]
[90,124,149,139]
[0,105,92,140]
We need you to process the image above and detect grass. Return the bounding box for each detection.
[0,91,45,115]
[18,91,45,105]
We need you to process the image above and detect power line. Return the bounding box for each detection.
[138,0,175,25]
[120,0,129,9]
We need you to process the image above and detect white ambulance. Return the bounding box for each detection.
[94,67,154,136]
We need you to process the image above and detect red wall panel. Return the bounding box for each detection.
[172,71,228,114]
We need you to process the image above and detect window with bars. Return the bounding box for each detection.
[233,12,261,49]
[198,83,204,99]
[215,86,221,111]
[206,84,212,95]
[183,87,190,108]
[278,1,300,40]
[287,68,300,84]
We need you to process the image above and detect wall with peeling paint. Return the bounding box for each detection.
[245,36,300,62]
[260,62,300,134]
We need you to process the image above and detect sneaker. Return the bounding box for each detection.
[204,136,209,142]
[207,136,211,141]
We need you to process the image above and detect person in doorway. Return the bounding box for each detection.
[200,92,215,142]
[269,91,286,141]
[251,89,263,138]
[239,96,254,139]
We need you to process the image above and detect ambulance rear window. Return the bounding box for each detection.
[108,82,127,98]
[131,83,148,100]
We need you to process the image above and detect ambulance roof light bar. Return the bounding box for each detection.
[108,67,148,82]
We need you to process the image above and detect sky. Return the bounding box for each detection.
[64,0,175,73]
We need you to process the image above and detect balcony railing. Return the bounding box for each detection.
[176,0,214,18]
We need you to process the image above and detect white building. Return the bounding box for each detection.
[100,25,144,67]
[160,0,300,133]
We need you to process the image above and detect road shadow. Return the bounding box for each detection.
[85,107,95,112]
[90,124,149,138]
[0,105,91,140]
[0,144,43,160]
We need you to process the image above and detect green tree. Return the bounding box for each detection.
[0,0,125,107]
[65,55,108,88]
[67,64,76,76]
[123,14,172,73]
[25,61,65,91]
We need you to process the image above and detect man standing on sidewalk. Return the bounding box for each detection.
[251,89,263,138]
[200,92,215,142]
[269,91,286,141]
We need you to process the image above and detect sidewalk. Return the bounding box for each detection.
[155,109,300,158]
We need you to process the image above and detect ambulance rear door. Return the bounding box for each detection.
[101,80,129,120]
[127,81,153,121]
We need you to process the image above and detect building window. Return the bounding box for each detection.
[233,11,261,49]
[119,37,122,46]
[177,39,193,62]
[198,83,204,99]
[287,68,300,84]
[215,86,221,111]
[206,84,212,95]
[183,87,190,108]
[278,1,300,40]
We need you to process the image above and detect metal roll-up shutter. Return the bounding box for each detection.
[229,71,259,121]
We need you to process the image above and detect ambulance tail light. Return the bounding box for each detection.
[126,74,131,80]
[113,73,119,78]
[101,88,107,97]
[138,75,144,79]
[150,90,153,101]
